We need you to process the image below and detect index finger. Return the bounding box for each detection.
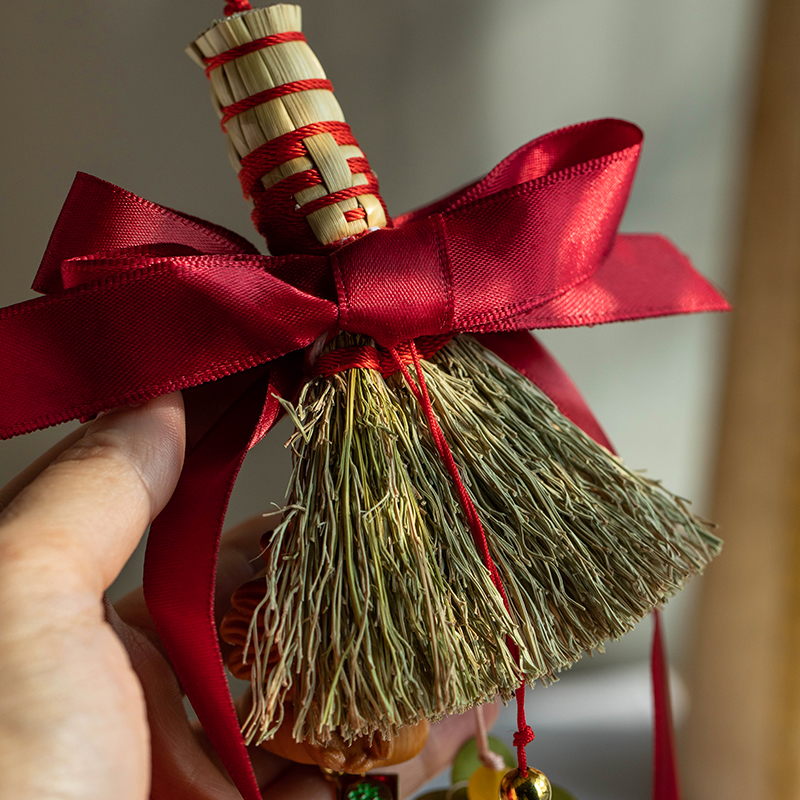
[0,393,185,602]
[0,424,88,513]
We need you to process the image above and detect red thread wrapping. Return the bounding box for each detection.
[236,121,390,254]
[238,121,359,197]
[297,181,380,217]
[313,335,452,378]
[219,79,334,130]
[248,157,375,213]
[203,31,306,76]
[205,31,390,252]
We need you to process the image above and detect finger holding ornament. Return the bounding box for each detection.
[0,424,88,513]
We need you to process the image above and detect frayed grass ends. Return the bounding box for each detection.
[241,334,720,747]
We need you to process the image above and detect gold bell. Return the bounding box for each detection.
[499,768,552,800]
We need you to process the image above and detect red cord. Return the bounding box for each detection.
[203,31,306,76]
[224,0,252,16]
[219,79,333,131]
[344,208,367,222]
[237,121,391,254]
[317,338,535,767]
[238,121,358,198]
[389,343,534,772]
[313,336,452,379]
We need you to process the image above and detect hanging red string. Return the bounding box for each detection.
[389,342,535,771]
[316,339,536,768]
[224,0,252,16]
[652,610,682,800]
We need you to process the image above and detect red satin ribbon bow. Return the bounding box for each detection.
[0,118,724,800]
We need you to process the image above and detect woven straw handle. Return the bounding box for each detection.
[187,4,387,249]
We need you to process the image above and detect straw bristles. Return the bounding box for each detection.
[187,4,385,245]
[239,334,720,746]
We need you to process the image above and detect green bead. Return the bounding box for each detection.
[500,768,552,800]
[346,783,384,800]
[551,786,578,800]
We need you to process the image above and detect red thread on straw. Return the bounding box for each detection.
[235,120,391,251]
[203,31,306,76]
[390,342,534,771]
[219,79,334,131]
[313,336,452,379]
[238,120,358,198]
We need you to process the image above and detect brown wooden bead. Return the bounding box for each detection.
[260,714,430,774]
[221,573,429,770]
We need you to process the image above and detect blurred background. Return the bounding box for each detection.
[2,0,793,798]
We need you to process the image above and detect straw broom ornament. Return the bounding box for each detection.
[0,1,730,797]
[185,0,723,781]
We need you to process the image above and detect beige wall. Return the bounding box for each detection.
[0,1,759,667]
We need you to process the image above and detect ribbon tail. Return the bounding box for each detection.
[143,362,298,800]
[652,610,682,800]
[473,330,614,452]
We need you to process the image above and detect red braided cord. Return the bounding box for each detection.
[239,121,358,198]
[268,168,325,197]
[297,179,380,217]
[347,157,372,175]
[203,31,306,76]
[313,335,452,379]
[238,120,391,252]
[391,343,534,771]
[211,50,392,250]
[344,208,367,222]
[224,0,252,15]
[245,154,380,250]
[219,79,334,131]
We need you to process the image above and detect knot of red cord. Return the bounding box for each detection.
[224,0,252,16]
[513,725,535,750]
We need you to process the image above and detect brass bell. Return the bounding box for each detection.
[499,767,552,800]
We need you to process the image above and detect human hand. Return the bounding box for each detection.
[0,394,499,800]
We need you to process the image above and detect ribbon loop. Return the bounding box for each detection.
[34,173,259,294]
